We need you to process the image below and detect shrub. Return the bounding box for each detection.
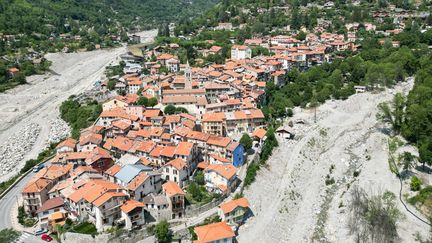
[410,176,422,191]
[353,170,360,177]
[194,171,205,185]
[244,163,259,187]
[408,186,432,206]
[239,133,253,151]
[325,175,335,186]
[188,182,204,202]
[155,220,171,243]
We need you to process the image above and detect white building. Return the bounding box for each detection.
[231,45,252,60]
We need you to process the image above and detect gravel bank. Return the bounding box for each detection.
[238,79,428,242]
[0,46,127,183]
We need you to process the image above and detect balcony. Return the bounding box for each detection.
[24,198,40,205]
[101,204,121,217]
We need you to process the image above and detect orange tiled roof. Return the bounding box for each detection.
[165,158,187,171]
[144,109,162,118]
[111,136,134,152]
[22,178,52,193]
[219,197,250,214]
[105,164,121,177]
[175,142,193,156]
[112,119,132,131]
[100,107,139,121]
[252,128,267,139]
[207,136,231,147]
[127,172,149,190]
[93,192,126,207]
[162,181,185,196]
[157,53,176,60]
[197,161,210,170]
[194,221,235,243]
[210,153,230,163]
[232,45,249,50]
[79,133,103,146]
[133,140,156,153]
[187,130,210,142]
[202,112,225,122]
[205,164,237,180]
[161,146,176,158]
[149,146,164,157]
[121,199,144,214]
[182,119,195,129]
[56,138,77,149]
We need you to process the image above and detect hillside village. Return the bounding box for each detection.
[3,0,432,242]
[18,6,432,243]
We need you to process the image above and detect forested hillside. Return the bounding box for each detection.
[175,0,432,36]
[0,0,218,35]
[0,0,218,92]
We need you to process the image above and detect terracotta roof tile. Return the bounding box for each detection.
[194,221,235,243]
[205,164,237,180]
[56,138,77,149]
[175,142,193,156]
[121,199,144,213]
[36,197,64,213]
[162,181,184,196]
[252,128,267,139]
[207,136,231,147]
[165,158,187,171]
[219,197,250,214]
[127,172,149,191]
[93,192,126,207]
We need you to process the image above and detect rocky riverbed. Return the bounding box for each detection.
[0,123,41,176]
[0,117,71,179]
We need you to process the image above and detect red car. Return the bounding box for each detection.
[41,234,53,242]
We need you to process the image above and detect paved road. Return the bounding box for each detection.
[0,171,35,230]
[1,171,45,243]
[16,232,45,243]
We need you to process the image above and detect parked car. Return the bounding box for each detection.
[34,228,47,236]
[32,164,45,173]
[41,234,53,242]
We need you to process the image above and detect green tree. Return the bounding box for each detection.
[419,139,432,170]
[148,97,158,107]
[137,96,149,107]
[194,171,205,185]
[239,133,253,151]
[399,151,416,175]
[176,107,188,114]
[155,220,171,243]
[377,93,405,134]
[348,187,401,243]
[164,105,176,115]
[0,228,20,243]
[188,182,204,201]
[296,31,307,41]
[107,79,117,91]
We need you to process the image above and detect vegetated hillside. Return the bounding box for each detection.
[174,0,426,37]
[0,0,218,35]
